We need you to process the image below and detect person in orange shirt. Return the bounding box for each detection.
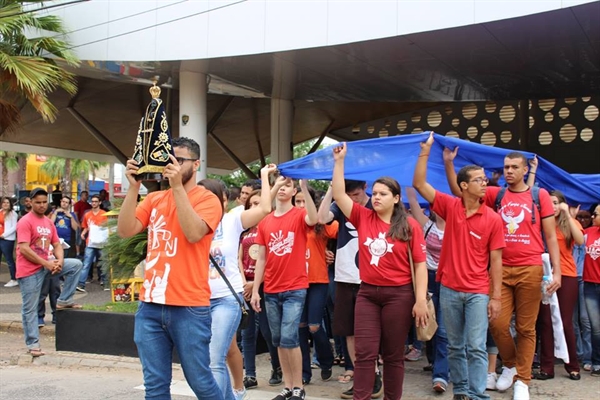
[118,137,224,400]
[77,194,108,291]
[534,190,585,381]
[295,187,338,386]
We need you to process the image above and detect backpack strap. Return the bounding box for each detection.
[531,185,540,225]
[424,222,434,240]
[494,186,507,212]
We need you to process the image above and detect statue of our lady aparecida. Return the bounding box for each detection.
[131,82,174,181]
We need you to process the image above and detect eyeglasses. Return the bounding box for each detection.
[174,157,198,165]
[593,213,599,218]
[469,177,489,185]
[576,215,591,220]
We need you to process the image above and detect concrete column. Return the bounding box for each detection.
[270,98,294,164]
[179,67,208,180]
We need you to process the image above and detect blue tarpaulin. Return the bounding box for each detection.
[278,133,600,210]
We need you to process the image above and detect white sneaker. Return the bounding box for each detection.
[4,280,18,288]
[486,372,498,390]
[513,380,529,400]
[496,366,517,391]
[233,388,248,400]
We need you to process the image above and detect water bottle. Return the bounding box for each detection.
[541,276,551,305]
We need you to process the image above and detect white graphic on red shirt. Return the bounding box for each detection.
[269,230,295,256]
[501,209,525,234]
[364,232,393,266]
[587,238,600,261]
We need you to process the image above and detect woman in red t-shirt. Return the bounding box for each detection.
[535,190,584,381]
[331,143,429,400]
[583,203,600,377]
[295,187,338,384]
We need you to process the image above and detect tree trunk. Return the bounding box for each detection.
[63,159,72,198]
[1,157,8,196]
[18,156,27,191]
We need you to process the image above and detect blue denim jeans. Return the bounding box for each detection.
[79,247,103,286]
[242,285,280,377]
[428,270,449,386]
[583,282,600,368]
[264,289,306,349]
[0,239,16,280]
[574,277,592,364]
[18,258,82,350]
[134,302,223,400]
[38,274,61,320]
[440,285,489,400]
[210,294,242,400]
[300,283,334,381]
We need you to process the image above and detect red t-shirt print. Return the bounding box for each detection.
[584,226,600,284]
[256,207,310,294]
[484,186,554,266]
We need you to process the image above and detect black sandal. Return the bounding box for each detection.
[569,372,581,381]
[333,355,341,366]
[533,371,554,380]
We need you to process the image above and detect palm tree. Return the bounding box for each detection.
[0,0,79,133]
[0,150,20,195]
[40,156,107,197]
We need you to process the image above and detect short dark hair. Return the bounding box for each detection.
[173,137,200,160]
[99,189,107,194]
[61,196,72,204]
[344,179,366,193]
[456,165,484,189]
[505,151,528,166]
[90,194,100,202]
[80,190,88,195]
[243,179,261,190]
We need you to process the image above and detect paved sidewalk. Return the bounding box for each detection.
[1,269,598,399]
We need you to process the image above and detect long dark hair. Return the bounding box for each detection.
[1,197,14,216]
[198,179,226,218]
[295,185,325,237]
[549,190,572,247]
[373,177,412,242]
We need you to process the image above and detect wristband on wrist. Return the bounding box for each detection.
[530,172,536,174]
[491,297,501,301]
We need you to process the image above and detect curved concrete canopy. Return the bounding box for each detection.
[2,2,599,173]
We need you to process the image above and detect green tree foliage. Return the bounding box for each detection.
[208,138,332,193]
[40,156,107,197]
[0,150,20,195]
[0,0,79,133]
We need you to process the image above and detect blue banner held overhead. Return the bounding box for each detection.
[278,133,600,210]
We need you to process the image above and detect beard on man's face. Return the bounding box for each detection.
[181,165,194,186]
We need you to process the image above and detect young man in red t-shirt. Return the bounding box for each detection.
[118,137,224,400]
[415,133,505,400]
[583,204,600,376]
[444,146,560,400]
[251,178,318,400]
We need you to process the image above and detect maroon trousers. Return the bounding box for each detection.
[353,283,414,400]
[538,275,580,375]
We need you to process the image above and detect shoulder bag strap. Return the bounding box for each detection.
[209,254,246,310]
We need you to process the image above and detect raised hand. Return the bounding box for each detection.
[333,142,347,161]
[420,131,434,150]
[443,146,458,162]
[261,163,278,176]
[528,154,538,170]
[124,159,141,189]
[164,154,184,188]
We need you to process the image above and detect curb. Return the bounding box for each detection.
[8,351,146,372]
[0,320,55,336]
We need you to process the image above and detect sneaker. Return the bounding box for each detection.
[290,387,305,400]
[433,381,447,393]
[405,347,422,361]
[272,387,292,400]
[583,363,591,372]
[76,285,86,293]
[486,372,497,391]
[38,317,45,327]
[496,366,516,391]
[321,368,332,381]
[302,378,310,385]
[4,279,19,287]
[340,386,353,400]
[233,388,248,400]
[243,376,258,389]
[103,286,111,291]
[269,368,283,386]
[372,371,383,399]
[513,380,529,400]
[591,367,600,377]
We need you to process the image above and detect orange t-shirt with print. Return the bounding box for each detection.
[81,209,108,246]
[135,186,222,307]
[556,218,583,278]
[306,222,338,284]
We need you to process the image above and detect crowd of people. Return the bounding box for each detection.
[1,134,598,400]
